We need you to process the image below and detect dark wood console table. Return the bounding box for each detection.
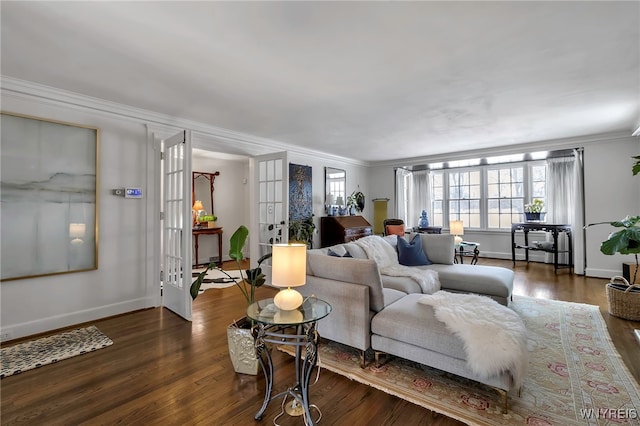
[511,223,573,273]
[193,227,223,268]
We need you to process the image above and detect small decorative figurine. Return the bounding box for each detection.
[418,210,429,228]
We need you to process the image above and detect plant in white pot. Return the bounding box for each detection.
[190,225,271,375]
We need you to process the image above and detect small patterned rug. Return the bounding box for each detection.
[192,268,242,291]
[280,296,640,425]
[0,325,113,378]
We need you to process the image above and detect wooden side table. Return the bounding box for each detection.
[192,227,223,268]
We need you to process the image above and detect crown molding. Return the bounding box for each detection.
[372,131,637,169]
[1,76,367,167]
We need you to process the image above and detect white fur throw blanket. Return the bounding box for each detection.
[354,236,440,294]
[419,291,529,389]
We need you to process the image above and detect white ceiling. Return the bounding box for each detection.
[2,1,638,162]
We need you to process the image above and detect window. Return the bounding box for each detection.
[430,172,444,226]
[448,170,481,227]
[487,166,524,228]
[420,160,547,230]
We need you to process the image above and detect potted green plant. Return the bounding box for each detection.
[346,190,365,214]
[524,198,545,222]
[288,216,316,248]
[190,225,271,375]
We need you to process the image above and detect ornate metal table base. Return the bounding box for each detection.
[252,322,321,425]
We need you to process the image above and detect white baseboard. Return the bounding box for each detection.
[584,268,619,279]
[1,297,156,341]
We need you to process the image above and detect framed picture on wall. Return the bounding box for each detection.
[0,112,99,281]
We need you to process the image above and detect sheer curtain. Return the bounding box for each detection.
[545,150,584,273]
[395,168,409,223]
[407,170,430,229]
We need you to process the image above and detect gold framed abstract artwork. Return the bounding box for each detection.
[0,112,99,281]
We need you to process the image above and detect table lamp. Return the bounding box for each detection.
[271,243,307,311]
[69,223,86,245]
[192,200,204,226]
[450,220,464,244]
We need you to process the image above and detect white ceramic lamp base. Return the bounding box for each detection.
[273,287,303,311]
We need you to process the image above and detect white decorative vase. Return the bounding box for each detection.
[227,319,259,375]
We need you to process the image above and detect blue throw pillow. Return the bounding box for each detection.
[328,248,353,258]
[397,235,432,266]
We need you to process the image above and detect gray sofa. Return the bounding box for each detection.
[302,234,523,408]
[310,234,514,306]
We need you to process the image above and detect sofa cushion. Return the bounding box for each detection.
[385,224,405,236]
[423,264,514,301]
[383,288,406,307]
[381,275,422,294]
[306,252,386,312]
[328,248,352,258]
[419,234,455,265]
[342,242,368,259]
[371,293,466,359]
[397,234,432,266]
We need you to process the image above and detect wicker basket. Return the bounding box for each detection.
[606,276,640,321]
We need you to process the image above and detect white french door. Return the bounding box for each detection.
[251,152,288,280]
[162,130,193,320]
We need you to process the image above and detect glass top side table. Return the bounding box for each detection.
[454,241,480,265]
[247,297,331,426]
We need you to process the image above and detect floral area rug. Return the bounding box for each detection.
[280,296,640,425]
[1,325,113,378]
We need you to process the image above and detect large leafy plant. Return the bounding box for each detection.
[190,225,271,304]
[586,216,640,284]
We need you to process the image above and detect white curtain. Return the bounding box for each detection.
[545,151,584,273]
[407,170,430,229]
[395,168,409,223]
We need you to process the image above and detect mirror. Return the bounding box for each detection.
[192,171,220,218]
[325,167,346,212]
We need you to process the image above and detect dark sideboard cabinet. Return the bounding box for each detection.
[321,216,373,248]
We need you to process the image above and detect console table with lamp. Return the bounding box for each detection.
[191,171,223,268]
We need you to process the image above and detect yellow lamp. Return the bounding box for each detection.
[271,243,307,311]
[450,220,464,245]
[192,200,205,225]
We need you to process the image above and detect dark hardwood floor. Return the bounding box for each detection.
[1,259,638,425]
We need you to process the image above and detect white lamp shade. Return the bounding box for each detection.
[335,196,344,206]
[271,243,307,288]
[325,194,334,205]
[450,220,464,236]
[69,223,86,239]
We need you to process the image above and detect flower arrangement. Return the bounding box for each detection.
[524,198,544,213]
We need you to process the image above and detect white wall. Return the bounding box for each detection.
[1,94,158,341]
[583,139,640,277]
[368,136,640,278]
